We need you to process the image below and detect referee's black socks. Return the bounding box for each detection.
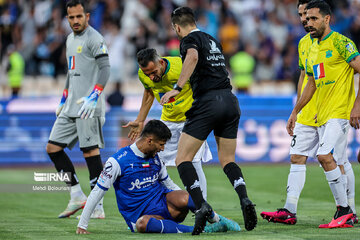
[85,155,103,190]
[224,162,248,200]
[178,161,205,209]
[48,150,79,186]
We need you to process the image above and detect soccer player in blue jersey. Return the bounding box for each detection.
[76,120,240,234]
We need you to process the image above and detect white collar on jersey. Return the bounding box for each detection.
[190,28,200,33]
[130,143,145,158]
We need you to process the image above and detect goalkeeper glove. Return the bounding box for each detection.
[77,85,103,119]
[56,89,68,116]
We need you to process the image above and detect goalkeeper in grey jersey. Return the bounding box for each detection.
[46,0,110,219]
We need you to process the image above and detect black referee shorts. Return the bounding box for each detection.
[183,89,241,140]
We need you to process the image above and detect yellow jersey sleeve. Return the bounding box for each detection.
[297,33,318,126]
[332,33,359,63]
[138,57,194,122]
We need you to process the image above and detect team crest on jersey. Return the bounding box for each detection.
[77,46,82,53]
[326,50,332,58]
[100,43,108,54]
[313,63,325,80]
[68,56,75,70]
[209,40,221,54]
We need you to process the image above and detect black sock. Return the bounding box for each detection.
[177,162,205,209]
[48,150,79,186]
[223,162,248,199]
[85,155,103,190]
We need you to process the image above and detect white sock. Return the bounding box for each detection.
[344,162,356,214]
[192,161,207,200]
[70,184,86,200]
[325,167,347,207]
[284,164,306,214]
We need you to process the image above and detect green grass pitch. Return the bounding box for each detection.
[0,164,359,240]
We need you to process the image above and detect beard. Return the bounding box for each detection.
[302,21,310,32]
[309,23,325,39]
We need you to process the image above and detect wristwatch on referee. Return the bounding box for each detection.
[173,84,183,92]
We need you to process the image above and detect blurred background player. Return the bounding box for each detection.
[160,7,257,234]
[45,0,110,219]
[6,44,24,98]
[287,0,360,228]
[76,120,240,234]
[261,0,357,226]
[123,48,212,200]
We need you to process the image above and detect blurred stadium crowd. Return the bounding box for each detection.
[1,0,360,97]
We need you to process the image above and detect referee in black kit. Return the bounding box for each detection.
[160,6,257,235]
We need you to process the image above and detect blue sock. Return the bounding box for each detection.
[187,195,196,213]
[145,218,193,233]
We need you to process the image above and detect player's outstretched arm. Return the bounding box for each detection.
[160,48,198,105]
[349,56,360,129]
[76,185,106,234]
[76,158,121,234]
[287,75,316,136]
[122,89,154,141]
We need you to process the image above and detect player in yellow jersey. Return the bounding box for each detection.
[123,48,212,200]
[287,0,360,228]
[261,0,357,226]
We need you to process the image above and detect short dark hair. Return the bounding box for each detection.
[66,0,88,14]
[141,120,172,142]
[297,0,311,8]
[137,48,161,68]
[171,7,196,27]
[305,0,332,16]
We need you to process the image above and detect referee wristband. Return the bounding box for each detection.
[174,84,183,92]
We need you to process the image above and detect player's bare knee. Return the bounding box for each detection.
[317,154,332,165]
[46,143,62,153]
[136,215,150,233]
[290,154,307,164]
[179,191,189,207]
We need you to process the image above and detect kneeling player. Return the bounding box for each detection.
[76,120,240,234]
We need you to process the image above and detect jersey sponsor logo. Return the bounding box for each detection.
[100,43,108,54]
[313,63,325,80]
[175,99,184,106]
[128,173,159,190]
[77,46,82,53]
[100,171,112,180]
[104,162,112,172]
[116,151,127,160]
[68,56,75,70]
[209,39,221,54]
[346,43,355,54]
